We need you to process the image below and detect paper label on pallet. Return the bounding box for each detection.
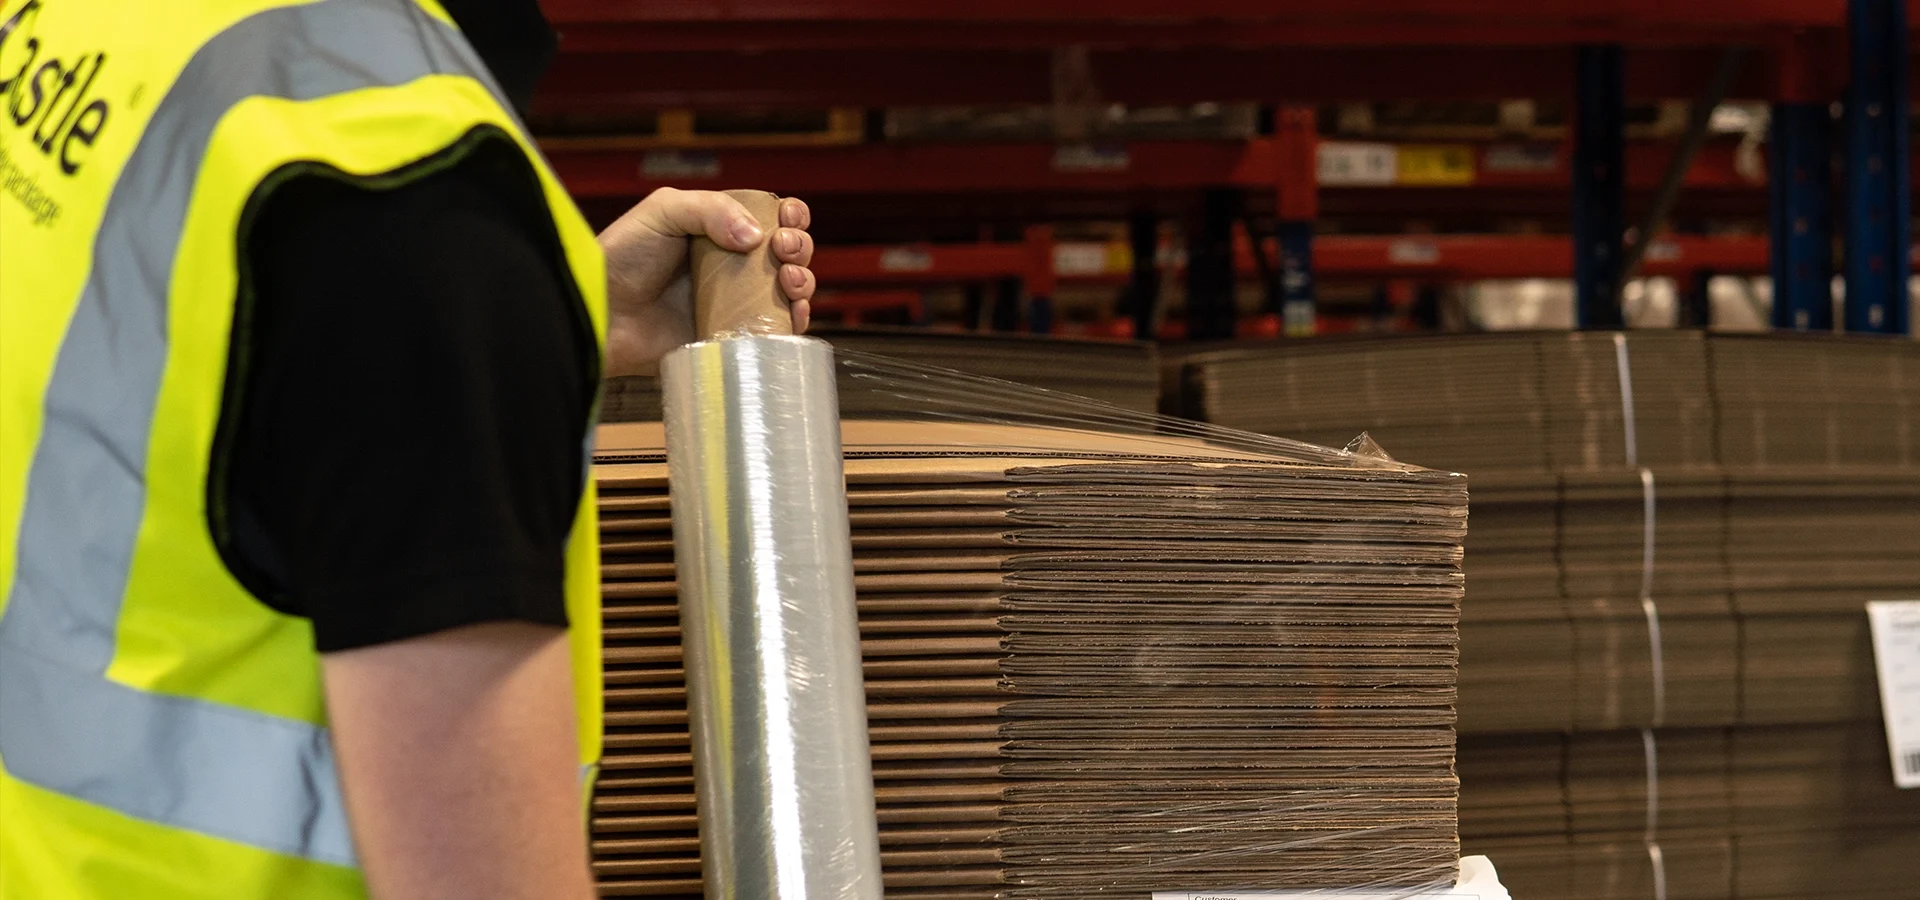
[1317,141,1397,186]
[1866,600,1920,788]
[1151,891,1491,899]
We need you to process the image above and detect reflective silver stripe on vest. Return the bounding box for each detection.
[0,0,507,867]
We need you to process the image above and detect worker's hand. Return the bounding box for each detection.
[597,188,815,378]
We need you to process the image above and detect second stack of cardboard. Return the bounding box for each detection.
[1173,332,1920,900]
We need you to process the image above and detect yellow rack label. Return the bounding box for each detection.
[1395,144,1476,186]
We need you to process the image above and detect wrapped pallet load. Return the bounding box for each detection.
[591,352,1471,898]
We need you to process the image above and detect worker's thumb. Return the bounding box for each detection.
[638,187,765,250]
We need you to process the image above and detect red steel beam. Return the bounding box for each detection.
[808,234,1771,286]
[546,22,1798,52]
[1306,234,1769,278]
[533,45,1804,111]
[542,138,1772,199]
[549,140,1277,198]
[809,243,1034,283]
[1274,107,1319,221]
[542,1,1863,29]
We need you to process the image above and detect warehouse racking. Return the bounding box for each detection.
[532,0,1912,339]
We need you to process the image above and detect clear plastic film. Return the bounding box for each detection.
[660,335,882,900]
[600,334,1470,899]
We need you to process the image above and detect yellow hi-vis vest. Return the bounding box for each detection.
[0,0,607,896]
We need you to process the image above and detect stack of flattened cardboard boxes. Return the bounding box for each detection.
[588,420,1467,898]
[1175,332,1920,900]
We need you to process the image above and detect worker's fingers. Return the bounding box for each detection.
[780,263,816,304]
[637,187,765,250]
[779,196,811,231]
[773,228,814,267]
[777,198,811,333]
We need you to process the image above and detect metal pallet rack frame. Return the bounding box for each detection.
[532,0,1915,337]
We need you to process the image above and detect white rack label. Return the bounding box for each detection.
[1053,242,1113,276]
[878,247,933,272]
[641,150,720,180]
[1317,142,1397,186]
[1052,144,1130,172]
[1388,240,1441,265]
[1867,600,1920,788]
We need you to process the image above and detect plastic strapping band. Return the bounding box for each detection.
[1640,469,1665,728]
[1642,728,1668,900]
[1614,333,1640,469]
[1616,334,1668,900]
[1615,335,1667,726]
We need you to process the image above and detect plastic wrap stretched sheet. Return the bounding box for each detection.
[603,327,1164,423]
[603,337,1470,899]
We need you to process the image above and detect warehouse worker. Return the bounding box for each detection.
[0,0,814,898]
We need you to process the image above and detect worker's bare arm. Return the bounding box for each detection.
[322,622,596,900]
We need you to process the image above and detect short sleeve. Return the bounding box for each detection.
[215,135,600,653]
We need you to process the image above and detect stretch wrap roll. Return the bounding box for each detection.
[661,333,883,900]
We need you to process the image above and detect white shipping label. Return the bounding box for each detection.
[1867,600,1920,788]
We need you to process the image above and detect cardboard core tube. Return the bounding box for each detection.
[689,189,791,339]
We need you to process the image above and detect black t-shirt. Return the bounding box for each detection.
[214,0,594,653]
[218,134,598,654]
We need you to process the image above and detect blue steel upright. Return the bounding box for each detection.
[1277,221,1315,336]
[1843,0,1911,334]
[1185,188,1240,341]
[1124,209,1161,339]
[1769,102,1835,331]
[1574,45,1627,328]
